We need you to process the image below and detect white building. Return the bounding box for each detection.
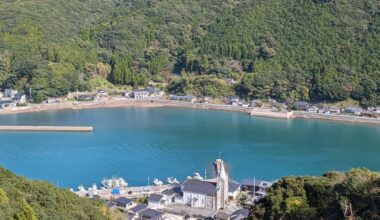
[4,89,18,99]
[149,159,240,211]
[132,89,150,99]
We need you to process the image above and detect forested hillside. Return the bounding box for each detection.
[253,168,380,219]
[0,0,379,106]
[0,167,108,219]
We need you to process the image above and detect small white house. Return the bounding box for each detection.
[132,89,150,99]
[148,194,165,209]
[97,90,108,97]
[4,89,18,99]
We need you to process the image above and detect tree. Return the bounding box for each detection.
[14,200,37,220]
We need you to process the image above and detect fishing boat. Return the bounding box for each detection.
[78,184,86,192]
[166,177,179,184]
[153,178,163,186]
[192,173,204,180]
[101,177,128,189]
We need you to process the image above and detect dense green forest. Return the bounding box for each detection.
[0,167,109,220]
[0,0,379,106]
[253,168,380,220]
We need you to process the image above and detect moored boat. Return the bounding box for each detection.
[101,177,128,189]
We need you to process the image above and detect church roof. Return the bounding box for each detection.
[182,179,217,196]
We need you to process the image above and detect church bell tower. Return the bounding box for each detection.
[214,159,229,210]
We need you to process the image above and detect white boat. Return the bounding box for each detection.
[193,173,204,180]
[101,177,128,189]
[166,177,179,184]
[153,178,163,186]
[78,185,86,192]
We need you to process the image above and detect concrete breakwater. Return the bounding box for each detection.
[250,109,294,119]
[0,125,93,132]
[294,112,380,125]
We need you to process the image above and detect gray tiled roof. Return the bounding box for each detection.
[114,197,133,205]
[130,204,148,213]
[181,179,217,196]
[162,184,182,196]
[139,208,164,219]
[148,193,163,203]
[230,208,249,220]
[228,180,240,193]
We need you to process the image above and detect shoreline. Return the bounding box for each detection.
[1,98,380,126]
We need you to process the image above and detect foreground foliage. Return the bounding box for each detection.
[253,168,380,220]
[0,167,108,220]
[0,0,379,105]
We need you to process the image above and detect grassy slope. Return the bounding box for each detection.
[0,167,108,220]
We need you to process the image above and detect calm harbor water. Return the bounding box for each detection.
[0,107,379,188]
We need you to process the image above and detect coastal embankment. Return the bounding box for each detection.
[1,98,380,125]
[0,125,93,132]
[294,111,380,125]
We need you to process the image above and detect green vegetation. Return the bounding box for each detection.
[0,0,379,106]
[253,168,380,219]
[0,167,108,220]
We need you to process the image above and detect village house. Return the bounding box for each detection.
[0,100,17,109]
[135,208,164,220]
[77,94,96,102]
[3,89,18,99]
[293,101,310,111]
[307,105,320,113]
[97,90,108,98]
[113,197,134,211]
[147,87,165,97]
[169,95,196,103]
[14,93,27,104]
[229,208,250,220]
[132,89,150,99]
[127,204,148,220]
[227,96,240,105]
[344,106,363,116]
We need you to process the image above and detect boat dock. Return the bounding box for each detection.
[0,125,93,132]
[74,185,170,199]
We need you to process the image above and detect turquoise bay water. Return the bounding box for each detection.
[0,107,379,188]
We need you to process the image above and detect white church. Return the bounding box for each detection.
[148,159,241,211]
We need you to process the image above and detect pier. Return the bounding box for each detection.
[0,125,93,132]
[75,185,170,199]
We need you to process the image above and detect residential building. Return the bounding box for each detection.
[169,95,196,103]
[14,93,26,104]
[127,204,148,220]
[113,197,134,211]
[293,101,310,111]
[230,208,249,220]
[97,90,108,97]
[136,208,164,220]
[3,89,18,99]
[0,100,17,109]
[227,96,240,105]
[132,89,150,99]
[77,94,95,101]
[148,194,165,209]
[344,107,363,116]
